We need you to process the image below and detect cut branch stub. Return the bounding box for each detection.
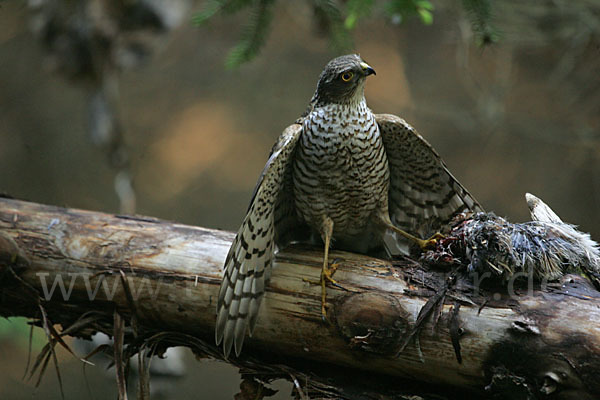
[333,291,410,355]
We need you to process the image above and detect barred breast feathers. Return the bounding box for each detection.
[293,101,389,237]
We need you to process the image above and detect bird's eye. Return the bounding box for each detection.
[341,72,353,82]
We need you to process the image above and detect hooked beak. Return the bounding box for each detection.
[360,61,376,76]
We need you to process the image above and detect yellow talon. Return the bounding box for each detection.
[418,232,444,250]
[320,260,341,320]
[303,258,353,321]
[383,214,445,252]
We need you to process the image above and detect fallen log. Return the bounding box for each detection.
[0,197,599,399]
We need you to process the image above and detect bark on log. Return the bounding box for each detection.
[0,197,599,399]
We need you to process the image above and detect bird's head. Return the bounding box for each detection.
[313,54,376,106]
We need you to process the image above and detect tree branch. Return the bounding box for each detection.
[0,197,599,399]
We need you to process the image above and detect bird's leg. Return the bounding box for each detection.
[391,224,443,250]
[302,257,348,288]
[301,217,356,319]
[381,215,442,250]
[320,216,335,320]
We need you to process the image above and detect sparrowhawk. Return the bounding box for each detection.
[215,54,482,357]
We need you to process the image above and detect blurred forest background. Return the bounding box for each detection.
[1,0,599,398]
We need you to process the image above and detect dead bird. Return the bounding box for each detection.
[427,193,600,287]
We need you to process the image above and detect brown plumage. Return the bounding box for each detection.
[216,54,482,357]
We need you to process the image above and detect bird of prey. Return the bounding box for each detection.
[216,54,482,357]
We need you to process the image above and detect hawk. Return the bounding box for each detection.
[216,54,482,357]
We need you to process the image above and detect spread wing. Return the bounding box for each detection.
[216,123,302,358]
[376,113,483,240]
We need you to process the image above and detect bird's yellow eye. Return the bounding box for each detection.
[341,72,353,82]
